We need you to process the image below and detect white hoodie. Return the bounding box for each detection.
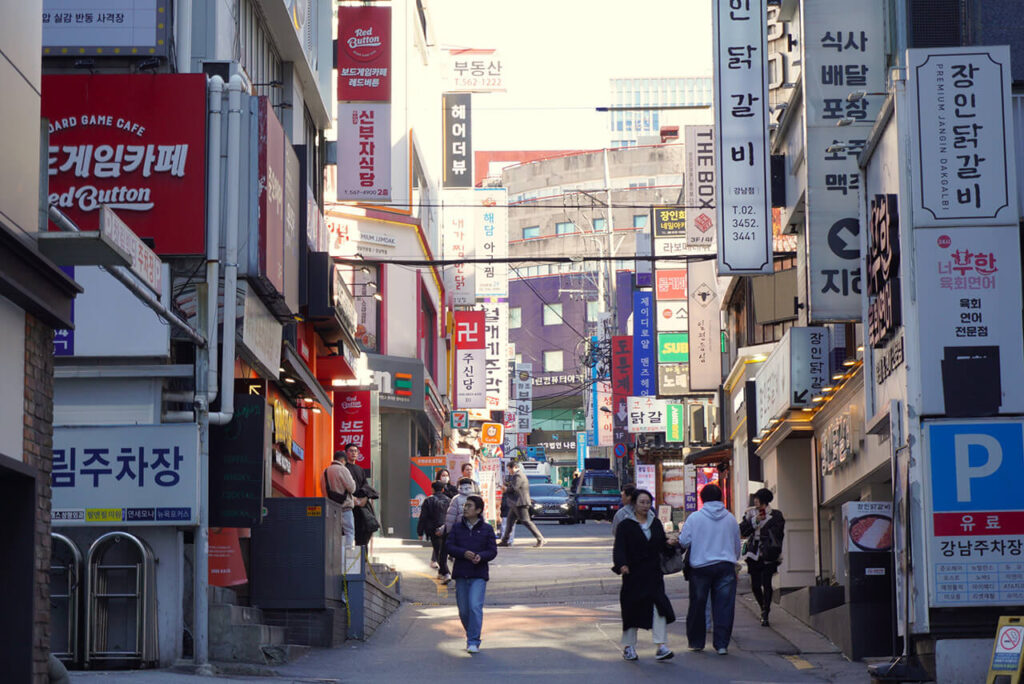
[679,501,742,568]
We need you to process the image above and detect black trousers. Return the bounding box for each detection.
[431,533,450,576]
[501,505,544,542]
[747,560,776,614]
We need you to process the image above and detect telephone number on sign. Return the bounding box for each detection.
[731,231,758,240]
[731,218,758,228]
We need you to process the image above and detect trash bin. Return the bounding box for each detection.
[84,532,159,668]
[50,533,83,667]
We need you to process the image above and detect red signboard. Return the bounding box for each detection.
[611,336,634,448]
[655,269,688,300]
[333,390,372,473]
[42,74,207,255]
[453,310,486,350]
[258,97,285,294]
[337,5,391,102]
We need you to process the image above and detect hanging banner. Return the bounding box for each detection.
[914,228,1024,416]
[442,188,477,304]
[597,381,614,447]
[336,102,391,201]
[443,93,473,187]
[474,188,508,298]
[666,403,686,443]
[802,0,885,321]
[632,291,655,396]
[688,259,723,390]
[908,46,1017,228]
[333,390,373,473]
[454,310,487,409]
[337,5,391,102]
[713,0,773,274]
[627,396,666,434]
[684,125,717,253]
[611,336,633,447]
[514,363,533,434]
[479,300,509,411]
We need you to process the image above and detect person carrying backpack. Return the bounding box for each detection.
[739,487,786,626]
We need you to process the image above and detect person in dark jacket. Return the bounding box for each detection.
[498,460,545,547]
[613,488,678,662]
[418,481,451,581]
[436,468,458,499]
[740,488,786,626]
[445,495,498,653]
[343,444,368,491]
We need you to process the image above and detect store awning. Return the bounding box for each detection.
[684,442,733,465]
[280,342,333,416]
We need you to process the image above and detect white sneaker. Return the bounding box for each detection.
[716,647,728,655]
[430,561,438,569]
[655,645,674,660]
[467,644,480,654]
[622,645,638,661]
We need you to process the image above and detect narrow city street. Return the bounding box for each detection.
[72,521,873,684]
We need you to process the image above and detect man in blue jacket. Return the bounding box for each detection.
[445,495,498,653]
[678,484,741,655]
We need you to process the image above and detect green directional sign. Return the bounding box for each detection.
[666,403,685,442]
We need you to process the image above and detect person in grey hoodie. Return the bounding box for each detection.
[678,483,741,655]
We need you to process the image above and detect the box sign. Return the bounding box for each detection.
[925,419,1024,607]
[51,423,200,525]
[627,396,666,434]
[43,74,207,255]
[908,46,1017,228]
[684,126,717,253]
[655,269,688,300]
[336,103,391,201]
[915,228,1024,415]
[632,291,655,396]
[755,326,829,433]
[42,0,171,57]
[337,5,391,102]
[866,193,902,348]
[657,332,689,363]
[443,93,473,188]
[713,0,773,274]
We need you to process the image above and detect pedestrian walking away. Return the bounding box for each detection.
[418,481,452,581]
[445,495,498,653]
[678,483,741,655]
[323,451,357,545]
[498,479,516,545]
[609,482,637,536]
[612,488,677,662]
[498,459,545,547]
[445,477,477,534]
[740,487,786,626]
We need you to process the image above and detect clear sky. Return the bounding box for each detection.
[428,0,713,151]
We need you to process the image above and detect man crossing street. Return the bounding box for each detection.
[498,460,545,548]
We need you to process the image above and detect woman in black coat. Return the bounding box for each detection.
[612,488,678,662]
[740,487,786,626]
[435,469,458,499]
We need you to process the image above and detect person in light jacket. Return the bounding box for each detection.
[740,488,786,626]
[445,495,498,654]
[444,477,476,534]
[678,484,741,655]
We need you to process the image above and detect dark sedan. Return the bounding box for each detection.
[527,483,574,523]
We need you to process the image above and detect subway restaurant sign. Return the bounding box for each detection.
[657,333,689,363]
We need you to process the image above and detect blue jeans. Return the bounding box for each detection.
[455,578,487,646]
[341,509,355,545]
[686,561,737,650]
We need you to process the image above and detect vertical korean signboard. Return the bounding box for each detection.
[454,310,487,409]
[802,0,885,321]
[337,5,391,201]
[514,363,533,434]
[474,188,508,298]
[924,419,1024,608]
[632,291,655,396]
[442,189,477,304]
[688,259,723,390]
[713,0,773,275]
[684,125,717,253]
[611,337,634,447]
[334,390,373,473]
[443,93,473,187]
[908,46,1017,229]
[479,300,509,411]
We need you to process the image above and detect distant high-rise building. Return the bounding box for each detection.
[608,77,713,147]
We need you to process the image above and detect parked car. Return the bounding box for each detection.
[571,469,622,522]
[526,473,552,485]
[527,483,574,523]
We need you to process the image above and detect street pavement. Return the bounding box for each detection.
[71,520,876,683]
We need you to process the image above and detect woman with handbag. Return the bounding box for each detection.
[740,488,786,626]
[612,488,679,662]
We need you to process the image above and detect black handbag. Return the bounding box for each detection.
[353,504,381,545]
[660,545,685,575]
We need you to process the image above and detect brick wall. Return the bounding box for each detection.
[24,313,54,683]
